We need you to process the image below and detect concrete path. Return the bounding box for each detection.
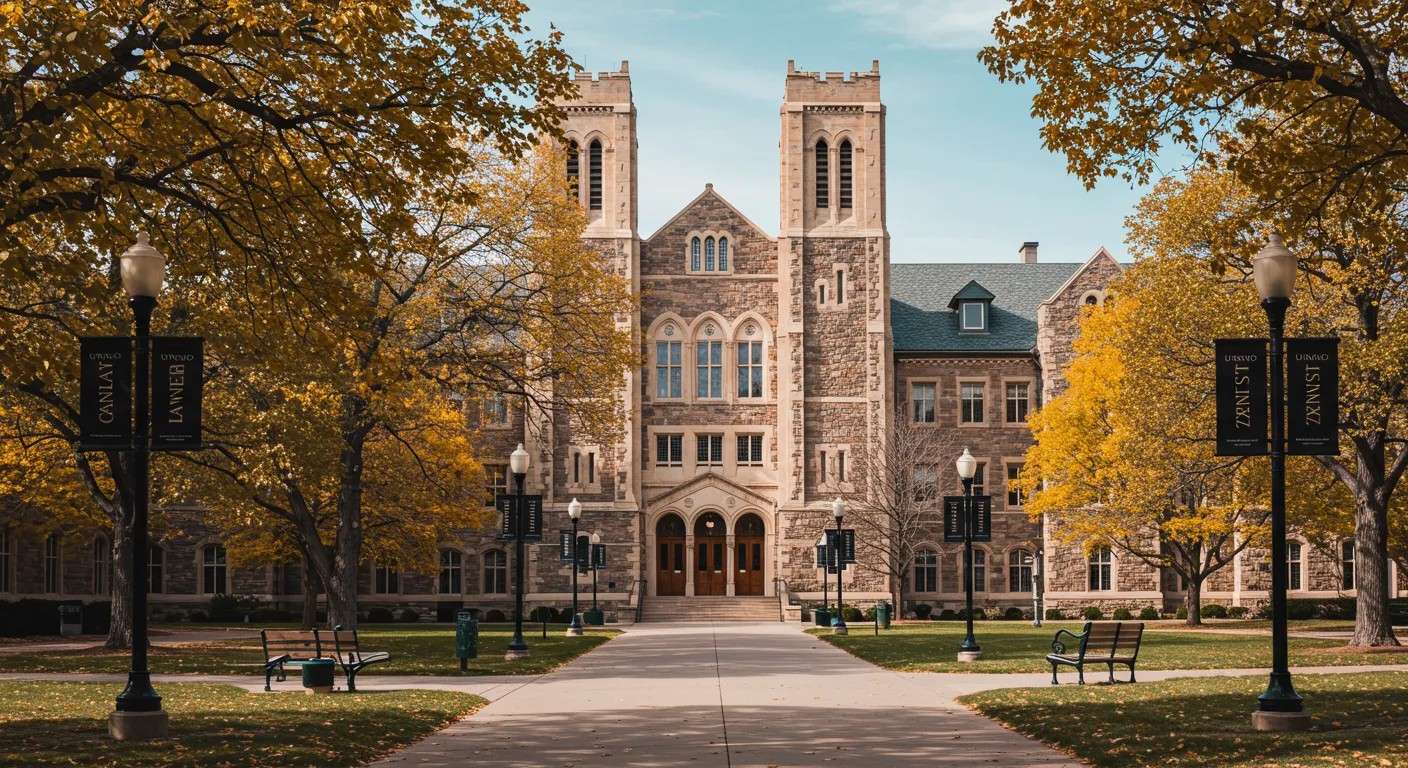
[373,622,1081,768]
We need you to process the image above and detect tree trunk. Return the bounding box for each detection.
[326,436,366,630]
[1184,579,1203,626]
[104,453,132,650]
[300,553,320,630]
[1352,483,1400,646]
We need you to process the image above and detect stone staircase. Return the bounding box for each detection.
[639,596,780,622]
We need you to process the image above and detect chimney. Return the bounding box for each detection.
[1019,241,1038,264]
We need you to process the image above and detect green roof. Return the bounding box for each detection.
[891,263,1082,352]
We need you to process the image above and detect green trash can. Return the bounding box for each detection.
[813,608,831,627]
[301,659,335,694]
[875,600,891,629]
[583,609,604,626]
[58,603,82,637]
[455,611,479,670]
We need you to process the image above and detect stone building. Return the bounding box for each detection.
[3,60,1404,622]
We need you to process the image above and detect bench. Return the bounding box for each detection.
[260,630,322,692]
[323,626,390,693]
[1045,621,1145,685]
[259,627,390,692]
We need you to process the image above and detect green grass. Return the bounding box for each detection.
[0,680,483,767]
[961,672,1408,767]
[0,624,618,677]
[806,621,1408,674]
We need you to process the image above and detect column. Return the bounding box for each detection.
[726,534,736,596]
[685,534,695,596]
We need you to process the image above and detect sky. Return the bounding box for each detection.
[523,0,1172,265]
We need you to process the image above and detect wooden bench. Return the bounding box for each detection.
[260,630,322,692]
[1045,621,1145,685]
[322,626,390,693]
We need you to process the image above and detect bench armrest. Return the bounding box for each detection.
[1051,628,1086,656]
[265,653,291,666]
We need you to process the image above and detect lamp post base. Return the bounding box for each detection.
[1251,710,1312,732]
[109,710,168,741]
[832,622,848,636]
[504,648,532,661]
[565,620,584,637]
[956,650,984,662]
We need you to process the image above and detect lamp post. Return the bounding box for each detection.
[817,533,829,622]
[832,498,847,636]
[110,233,168,740]
[506,444,531,660]
[956,448,982,661]
[1251,232,1310,731]
[567,498,584,637]
[590,531,601,612]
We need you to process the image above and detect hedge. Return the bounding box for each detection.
[0,599,111,637]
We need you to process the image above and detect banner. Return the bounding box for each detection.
[592,543,607,571]
[496,494,543,541]
[79,337,133,450]
[1287,338,1340,456]
[1215,338,1269,456]
[559,531,574,563]
[824,529,855,564]
[576,535,590,573]
[151,337,203,450]
[944,495,991,542]
[970,496,992,543]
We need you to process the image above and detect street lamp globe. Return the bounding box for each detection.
[956,447,977,480]
[831,497,845,520]
[1253,231,1297,301]
[509,444,530,475]
[119,233,165,299]
[568,498,582,520]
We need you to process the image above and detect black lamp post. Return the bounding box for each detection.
[817,533,829,621]
[1251,232,1310,731]
[567,498,584,637]
[505,444,531,660]
[590,531,601,611]
[956,448,982,661]
[831,498,847,636]
[110,233,168,741]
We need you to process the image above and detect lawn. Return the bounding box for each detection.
[960,671,1408,767]
[0,624,618,677]
[0,680,483,767]
[806,621,1408,674]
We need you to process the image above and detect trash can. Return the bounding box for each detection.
[583,609,604,626]
[813,608,831,627]
[58,603,82,637]
[455,611,479,670]
[301,659,335,694]
[875,600,891,629]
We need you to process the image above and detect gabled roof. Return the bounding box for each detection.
[642,184,775,243]
[891,262,1082,352]
[645,471,775,510]
[947,280,996,309]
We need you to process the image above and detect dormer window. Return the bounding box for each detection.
[961,301,985,331]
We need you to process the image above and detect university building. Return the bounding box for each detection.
[1,61,1398,621]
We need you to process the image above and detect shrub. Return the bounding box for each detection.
[957,607,986,621]
[367,607,395,623]
[400,609,420,623]
[1004,606,1025,621]
[208,594,261,622]
[188,610,209,622]
[249,608,295,623]
[485,609,507,622]
[1044,607,1065,621]
[164,611,186,623]
[529,606,557,623]
[1201,603,1228,619]
[1176,606,1188,620]
[862,606,877,621]
[842,606,864,622]
[1112,608,1133,621]
[1083,606,1104,620]
[1286,600,1317,621]
[938,608,957,621]
[913,603,933,620]
[1138,606,1160,620]
[1228,606,1249,619]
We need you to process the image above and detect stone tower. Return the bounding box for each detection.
[776,61,892,594]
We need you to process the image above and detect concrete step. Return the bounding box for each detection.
[640,596,780,622]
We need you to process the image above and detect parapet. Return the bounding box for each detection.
[783,60,881,103]
[557,60,633,106]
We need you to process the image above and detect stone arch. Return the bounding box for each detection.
[655,513,686,538]
[734,512,765,537]
[692,509,727,537]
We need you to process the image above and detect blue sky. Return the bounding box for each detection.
[524,0,1169,264]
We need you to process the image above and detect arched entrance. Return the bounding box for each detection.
[694,512,727,596]
[656,514,686,596]
[735,513,765,596]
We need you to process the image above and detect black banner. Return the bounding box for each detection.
[592,543,607,570]
[825,529,856,564]
[815,544,830,569]
[1215,338,1269,456]
[79,337,133,450]
[1287,338,1340,456]
[496,494,543,541]
[151,337,203,450]
[576,535,590,572]
[944,495,991,542]
[559,531,574,563]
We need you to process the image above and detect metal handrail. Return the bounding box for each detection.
[631,578,644,624]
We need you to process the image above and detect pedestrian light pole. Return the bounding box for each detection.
[817,533,830,619]
[590,531,602,611]
[832,498,847,636]
[956,448,983,661]
[1251,232,1309,731]
[506,444,531,660]
[567,498,584,637]
[110,234,168,740]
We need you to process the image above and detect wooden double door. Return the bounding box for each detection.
[695,540,727,595]
[657,538,686,596]
[735,537,764,596]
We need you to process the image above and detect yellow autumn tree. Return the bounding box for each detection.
[984,1,1408,646]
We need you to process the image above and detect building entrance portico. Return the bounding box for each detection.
[644,473,776,598]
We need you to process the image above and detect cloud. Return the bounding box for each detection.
[831,0,1006,50]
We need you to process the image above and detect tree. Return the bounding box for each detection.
[984,1,1408,646]
[173,148,637,629]
[845,410,960,611]
[1022,248,1271,625]
[0,0,576,647]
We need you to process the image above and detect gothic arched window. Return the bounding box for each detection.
[566,140,580,202]
[718,237,729,271]
[838,139,853,209]
[705,237,715,271]
[588,140,603,210]
[691,237,701,271]
[814,139,829,209]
